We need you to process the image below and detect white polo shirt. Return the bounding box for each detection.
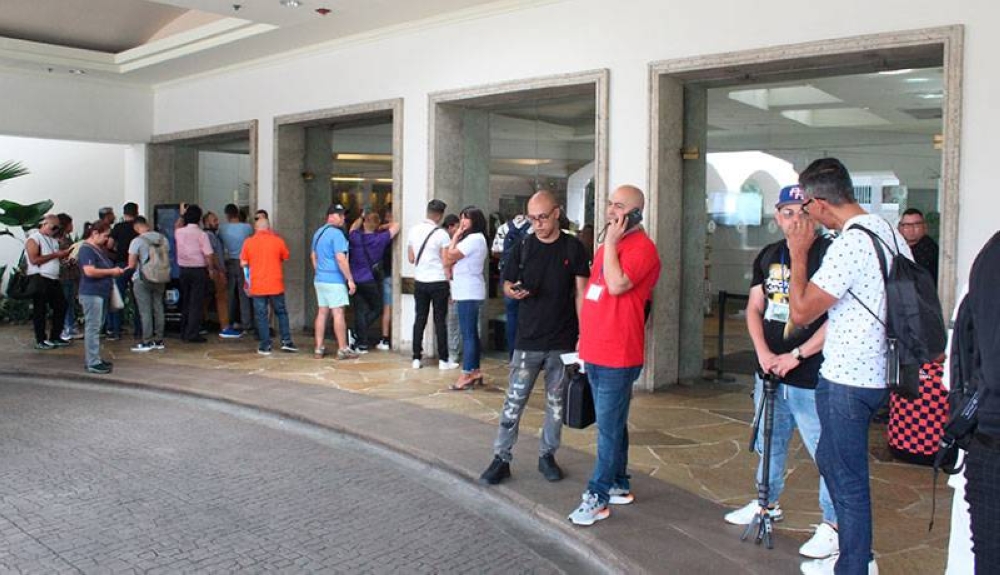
[810,214,914,388]
[407,219,450,283]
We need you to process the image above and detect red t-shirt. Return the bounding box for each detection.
[579,230,661,368]
[240,229,290,296]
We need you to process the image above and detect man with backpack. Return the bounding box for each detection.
[787,158,915,575]
[492,213,532,356]
[127,216,170,352]
[478,191,590,486]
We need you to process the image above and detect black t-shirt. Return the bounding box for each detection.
[911,234,939,283]
[749,237,831,389]
[502,233,590,351]
[110,220,138,265]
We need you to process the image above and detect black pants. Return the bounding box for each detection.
[32,276,66,344]
[351,281,382,348]
[966,435,1000,574]
[412,280,449,361]
[178,267,209,341]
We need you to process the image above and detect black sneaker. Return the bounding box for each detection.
[479,456,511,485]
[538,454,564,482]
[86,362,112,374]
[280,341,298,353]
[35,341,55,350]
[49,338,71,348]
[258,346,273,356]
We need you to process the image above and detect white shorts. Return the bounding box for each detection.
[314,282,349,308]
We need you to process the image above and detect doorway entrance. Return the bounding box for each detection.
[648,26,963,390]
[273,100,402,343]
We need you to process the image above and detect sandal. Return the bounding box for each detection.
[449,373,476,391]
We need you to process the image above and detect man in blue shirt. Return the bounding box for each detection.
[312,204,358,360]
[218,203,254,337]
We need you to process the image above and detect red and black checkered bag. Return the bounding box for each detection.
[887,362,948,466]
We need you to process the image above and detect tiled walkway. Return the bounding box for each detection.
[2,325,951,574]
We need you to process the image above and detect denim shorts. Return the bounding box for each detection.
[314,282,349,308]
[382,276,392,302]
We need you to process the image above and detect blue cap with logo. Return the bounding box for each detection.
[776,185,805,207]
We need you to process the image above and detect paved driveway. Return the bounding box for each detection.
[0,378,596,574]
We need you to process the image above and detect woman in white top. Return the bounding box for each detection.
[444,206,489,390]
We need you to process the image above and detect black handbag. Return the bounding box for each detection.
[562,365,595,429]
[6,270,41,300]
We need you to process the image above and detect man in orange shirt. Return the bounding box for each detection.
[240,217,298,355]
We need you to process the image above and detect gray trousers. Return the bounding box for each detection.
[133,279,166,342]
[493,349,569,462]
[225,259,252,328]
[79,294,105,367]
[447,299,461,362]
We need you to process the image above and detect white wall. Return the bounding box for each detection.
[0,136,132,265]
[151,0,1000,293]
[0,70,152,143]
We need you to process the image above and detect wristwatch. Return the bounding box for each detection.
[791,347,804,361]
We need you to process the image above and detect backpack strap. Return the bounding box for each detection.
[845,223,892,329]
[415,226,444,267]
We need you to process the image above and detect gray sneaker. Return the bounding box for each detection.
[337,348,360,360]
[609,486,635,505]
[568,492,609,526]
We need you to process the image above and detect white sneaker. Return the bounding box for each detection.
[800,555,878,575]
[724,500,784,525]
[412,359,421,369]
[439,360,460,370]
[568,492,609,526]
[608,486,634,505]
[799,523,839,559]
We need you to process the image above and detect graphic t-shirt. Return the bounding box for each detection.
[579,231,661,368]
[749,237,830,389]
[312,225,348,285]
[502,234,590,351]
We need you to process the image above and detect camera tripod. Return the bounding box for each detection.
[741,372,780,549]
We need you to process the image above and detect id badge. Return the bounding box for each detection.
[765,301,790,323]
[586,284,603,301]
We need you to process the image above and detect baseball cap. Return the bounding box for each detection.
[427,199,447,213]
[327,203,346,215]
[776,185,805,207]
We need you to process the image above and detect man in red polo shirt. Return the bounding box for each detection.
[568,184,661,526]
[240,217,298,355]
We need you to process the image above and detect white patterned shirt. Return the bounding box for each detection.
[810,214,913,388]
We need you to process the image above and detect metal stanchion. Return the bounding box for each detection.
[704,290,737,383]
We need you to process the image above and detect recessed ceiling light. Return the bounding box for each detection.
[918,93,944,100]
[69,69,86,75]
[904,77,931,83]
[878,68,914,76]
[280,0,302,7]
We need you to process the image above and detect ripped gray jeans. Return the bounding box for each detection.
[493,349,570,462]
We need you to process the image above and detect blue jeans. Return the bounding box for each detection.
[752,376,836,525]
[456,300,482,372]
[253,294,291,351]
[586,363,642,505]
[815,377,887,574]
[61,279,76,331]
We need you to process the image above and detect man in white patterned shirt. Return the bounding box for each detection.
[787,158,912,575]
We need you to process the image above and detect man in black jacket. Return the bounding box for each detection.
[963,230,1000,574]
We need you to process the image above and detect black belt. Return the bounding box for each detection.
[974,432,1000,451]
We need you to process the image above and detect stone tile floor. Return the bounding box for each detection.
[3,325,951,574]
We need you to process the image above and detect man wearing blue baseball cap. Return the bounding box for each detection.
[723,185,839,560]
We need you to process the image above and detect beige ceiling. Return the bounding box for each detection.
[0,0,527,84]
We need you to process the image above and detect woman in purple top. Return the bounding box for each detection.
[347,211,400,352]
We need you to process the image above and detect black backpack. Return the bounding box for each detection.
[848,223,947,399]
[499,219,532,271]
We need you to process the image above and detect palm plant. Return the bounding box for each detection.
[0,161,51,237]
[0,161,29,183]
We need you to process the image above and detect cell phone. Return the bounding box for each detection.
[510,281,525,293]
[624,208,643,230]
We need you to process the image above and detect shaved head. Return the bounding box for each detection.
[612,185,645,211]
[527,189,558,213]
